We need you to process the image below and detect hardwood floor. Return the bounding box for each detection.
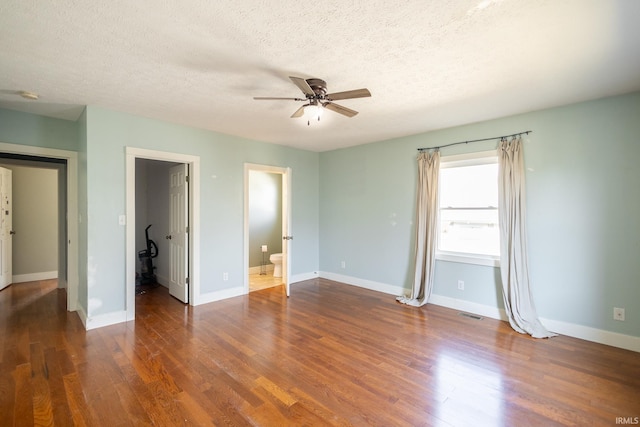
[1,278,639,426]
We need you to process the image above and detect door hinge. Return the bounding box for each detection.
[186,277,190,285]
[186,226,189,233]
[186,175,190,183]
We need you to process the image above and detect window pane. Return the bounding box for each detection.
[439,163,498,208]
[439,208,500,256]
[438,158,500,258]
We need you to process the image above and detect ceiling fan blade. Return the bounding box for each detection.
[326,88,371,101]
[290,105,307,118]
[289,76,315,97]
[323,102,358,118]
[253,97,305,101]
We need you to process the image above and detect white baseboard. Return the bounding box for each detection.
[320,271,640,353]
[428,294,509,322]
[13,271,58,283]
[290,271,319,283]
[539,317,640,353]
[319,271,405,296]
[76,305,88,329]
[84,309,128,330]
[196,286,245,306]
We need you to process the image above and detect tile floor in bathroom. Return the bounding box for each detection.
[248,272,284,292]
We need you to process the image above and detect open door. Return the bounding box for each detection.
[168,163,189,303]
[0,167,12,291]
[282,168,292,297]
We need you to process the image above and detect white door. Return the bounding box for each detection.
[282,168,292,297]
[0,167,12,291]
[168,164,189,303]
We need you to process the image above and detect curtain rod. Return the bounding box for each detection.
[417,130,532,151]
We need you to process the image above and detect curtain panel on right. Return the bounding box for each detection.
[498,137,556,338]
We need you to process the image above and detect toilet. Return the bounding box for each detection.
[269,253,283,277]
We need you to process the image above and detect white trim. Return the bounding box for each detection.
[85,310,128,330]
[436,253,500,267]
[320,273,640,353]
[291,271,319,283]
[197,286,245,305]
[428,295,640,353]
[125,147,201,323]
[440,150,497,167]
[428,294,508,321]
[539,317,640,353]
[76,304,87,328]
[0,142,79,313]
[12,271,58,283]
[319,271,405,296]
[243,163,291,297]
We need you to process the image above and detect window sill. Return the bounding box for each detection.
[436,252,500,267]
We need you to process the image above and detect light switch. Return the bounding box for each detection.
[118,215,126,226]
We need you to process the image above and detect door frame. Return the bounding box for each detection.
[243,163,292,296]
[0,142,79,311]
[125,147,200,321]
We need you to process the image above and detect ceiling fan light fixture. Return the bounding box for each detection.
[304,103,323,125]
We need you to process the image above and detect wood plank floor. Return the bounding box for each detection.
[1,278,639,426]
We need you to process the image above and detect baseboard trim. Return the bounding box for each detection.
[85,309,128,331]
[290,271,319,283]
[319,271,405,296]
[539,317,640,353]
[13,271,58,283]
[196,286,245,306]
[77,305,88,329]
[319,272,640,353]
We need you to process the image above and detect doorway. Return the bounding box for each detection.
[244,164,292,296]
[125,148,200,322]
[0,143,78,312]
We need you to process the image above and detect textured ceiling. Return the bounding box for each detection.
[1,0,640,152]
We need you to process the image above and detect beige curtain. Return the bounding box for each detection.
[498,137,556,338]
[398,150,440,307]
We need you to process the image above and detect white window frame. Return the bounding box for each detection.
[436,150,500,267]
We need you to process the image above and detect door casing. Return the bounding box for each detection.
[0,142,78,312]
[125,147,200,321]
[243,163,292,296]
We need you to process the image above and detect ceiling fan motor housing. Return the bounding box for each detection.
[306,78,327,98]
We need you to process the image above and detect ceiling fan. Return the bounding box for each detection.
[253,76,371,124]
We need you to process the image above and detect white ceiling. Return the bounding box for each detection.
[1,1,639,152]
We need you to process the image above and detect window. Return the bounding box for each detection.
[437,151,500,266]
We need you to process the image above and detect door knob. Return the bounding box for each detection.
[166,235,172,240]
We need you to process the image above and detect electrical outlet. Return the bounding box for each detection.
[458,280,464,290]
[341,261,346,269]
[613,307,625,321]
[223,272,229,281]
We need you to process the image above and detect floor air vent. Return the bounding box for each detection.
[458,312,484,320]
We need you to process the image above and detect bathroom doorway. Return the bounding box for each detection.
[244,164,292,296]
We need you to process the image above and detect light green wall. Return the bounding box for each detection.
[320,91,640,338]
[2,91,638,340]
[84,106,319,316]
[0,108,79,152]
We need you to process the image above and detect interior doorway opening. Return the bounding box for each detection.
[244,163,292,297]
[125,148,200,322]
[0,143,78,313]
